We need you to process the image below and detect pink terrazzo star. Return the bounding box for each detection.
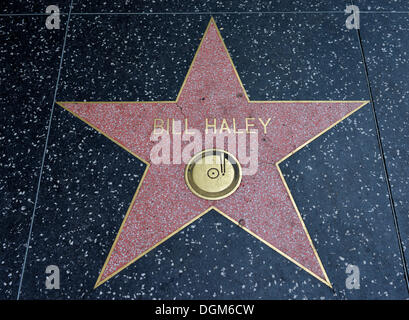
[58,18,368,288]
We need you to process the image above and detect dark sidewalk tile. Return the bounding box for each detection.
[58,14,209,101]
[73,1,348,14]
[57,13,369,102]
[18,106,146,299]
[84,210,340,300]
[1,1,70,14]
[355,1,409,11]
[213,14,368,100]
[280,103,408,299]
[359,13,409,282]
[0,16,67,299]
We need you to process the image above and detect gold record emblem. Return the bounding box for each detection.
[185,149,242,200]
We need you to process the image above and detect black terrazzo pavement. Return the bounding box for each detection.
[280,104,407,299]
[355,1,409,11]
[72,1,348,14]
[214,14,368,100]
[18,105,146,299]
[359,13,409,289]
[0,15,67,299]
[0,1,70,14]
[58,15,209,101]
[1,1,408,300]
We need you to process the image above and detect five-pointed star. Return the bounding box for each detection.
[57,18,368,288]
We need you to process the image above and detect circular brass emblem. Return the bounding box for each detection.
[185,149,242,200]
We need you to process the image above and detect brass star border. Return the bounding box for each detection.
[57,17,369,289]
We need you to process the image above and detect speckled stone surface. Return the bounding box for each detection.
[207,14,369,101]
[0,1,70,14]
[359,13,409,287]
[280,104,408,298]
[2,4,409,300]
[58,15,209,101]
[0,16,66,299]
[19,209,350,299]
[18,105,146,299]
[73,1,347,14]
[354,1,409,11]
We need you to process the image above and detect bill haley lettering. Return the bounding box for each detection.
[153,117,272,134]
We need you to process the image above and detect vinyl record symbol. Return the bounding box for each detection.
[185,149,242,200]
